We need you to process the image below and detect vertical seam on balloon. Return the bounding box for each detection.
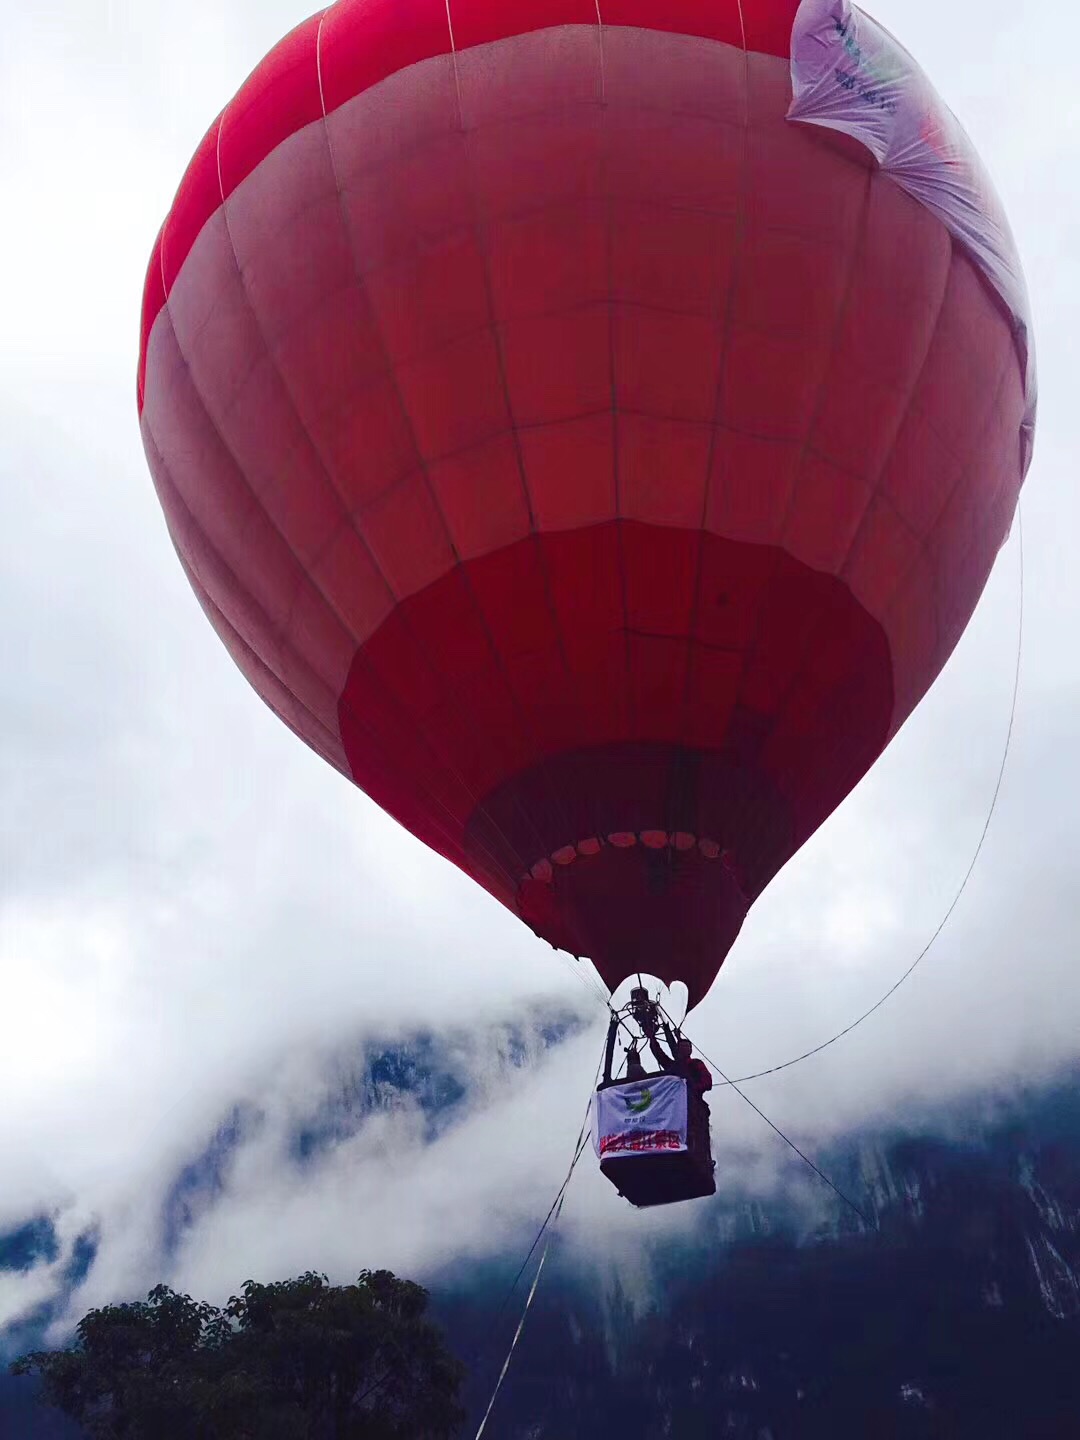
[315,17,559,881]
[314,9,329,118]
[316,10,553,881]
[160,448,476,865]
[759,262,1012,856]
[435,0,587,864]
[146,423,471,852]
[443,0,465,116]
[874,343,1017,732]
[734,0,748,55]
[166,61,523,890]
[769,170,878,549]
[756,170,878,548]
[676,96,873,890]
[832,239,952,583]
[599,20,634,749]
[158,221,169,307]
[144,355,500,878]
[442,25,613,859]
[809,236,959,745]
[159,109,324,721]
[746,199,955,789]
[836,250,1010,600]
[930,382,1017,667]
[664,0,752,856]
[143,426,302,736]
[433,7,605,866]
[184,570,344,772]
[701,164,877,865]
[208,89,391,696]
[781,186,936,563]
[595,0,606,101]
[726,169,879,866]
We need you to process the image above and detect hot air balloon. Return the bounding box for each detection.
[138,0,1035,1035]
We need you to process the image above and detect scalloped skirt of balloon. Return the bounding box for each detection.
[517,826,751,1008]
[339,529,894,1010]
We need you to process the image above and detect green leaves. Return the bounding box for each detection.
[13,1270,465,1439]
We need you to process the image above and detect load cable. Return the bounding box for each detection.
[720,507,1024,1086]
[647,998,873,1227]
[691,1038,875,1229]
[470,1061,599,1439]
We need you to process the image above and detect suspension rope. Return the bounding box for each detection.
[720,507,1024,1087]
[471,1059,599,1437]
[692,1039,875,1228]
[552,947,613,1012]
[485,1128,591,1342]
[610,997,874,1226]
[473,1195,566,1440]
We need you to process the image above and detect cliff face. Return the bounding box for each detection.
[4,1021,1080,1438]
[447,1080,1080,1439]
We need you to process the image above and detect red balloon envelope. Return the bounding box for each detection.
[138,0,1035,1008]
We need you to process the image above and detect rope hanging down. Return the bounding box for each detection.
[472,989,878,1438]
[721,506,1025,1086]
[471,1067,598,1439]
[642,998,873,1227]
[692,1039,875,1228]
[474,1017,873,1440]
[482,1129,590,1345]
[472,1171,577,1440]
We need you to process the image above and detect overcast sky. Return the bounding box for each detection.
[2,0,1078,1342]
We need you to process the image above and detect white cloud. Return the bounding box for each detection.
[2,0,1079,1340]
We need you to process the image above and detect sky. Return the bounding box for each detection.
[1,0,1079,1346]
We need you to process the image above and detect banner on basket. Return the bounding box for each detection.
[593,1075,688,1158]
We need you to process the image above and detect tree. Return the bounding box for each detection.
[11,1269,465,1439]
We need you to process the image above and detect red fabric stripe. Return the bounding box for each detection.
[452,0,599,50]
[320,0,449,113]
[603,0,744,48]
[138,1,802,392]
[136,229,164,410]
[217,13,325,197]
[159,116,222,296]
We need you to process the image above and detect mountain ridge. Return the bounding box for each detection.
[3,1016,1079,1437]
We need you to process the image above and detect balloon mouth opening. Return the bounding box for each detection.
[610,974,690,1015]
[515,837,751,1010]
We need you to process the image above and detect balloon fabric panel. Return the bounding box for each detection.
[139,1,1030,1006]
